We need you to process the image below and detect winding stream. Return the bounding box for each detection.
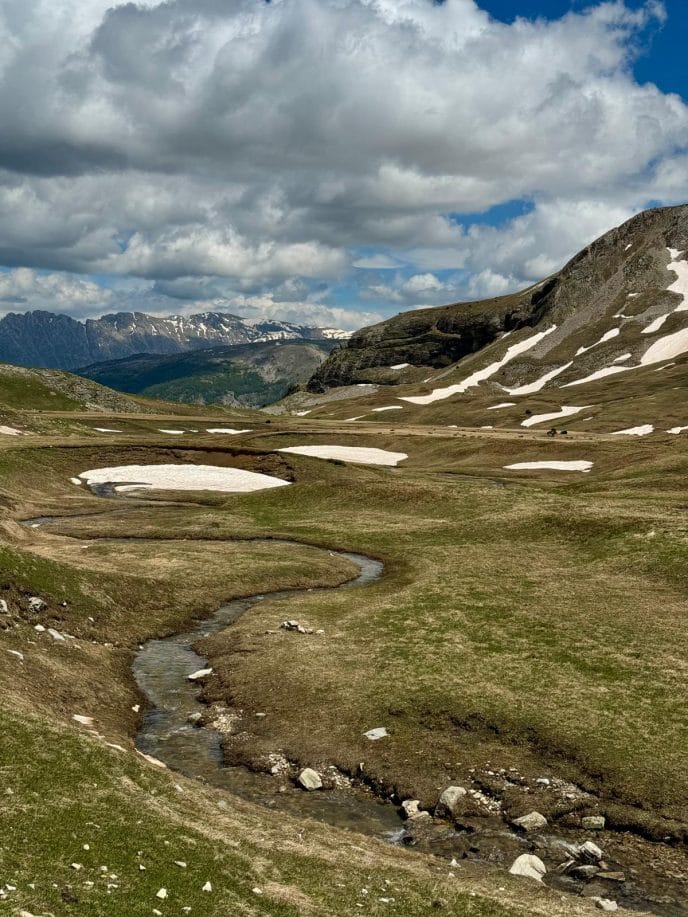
[132,544,405,837]
[23,509,688,913]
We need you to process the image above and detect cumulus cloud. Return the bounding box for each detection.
[0,0,685,325]
[0,268,113,314]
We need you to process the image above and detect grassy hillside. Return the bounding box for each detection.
[78,340,337,407]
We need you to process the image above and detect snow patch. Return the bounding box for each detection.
[610,424,654,436]
[371,406,403,412]
[94,428,121,433]
[561,365,631,387]
[79,464,290,493]
[504,461,593,473]
[389,363,410,370]
[400,327,557,405]
[0,425,21,435]
[158,429,186,435]
[668,425,688,434]
[277,445,407,466]
[521,406,588,428]
[487,402,516,410]
[640,328,688,366]
[575,327,620,356]
[205,428,251,434]
[504,362,572,396]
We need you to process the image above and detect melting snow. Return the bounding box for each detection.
[561,365,631,387]
[293,410,311,416]
[611,424,654,436]
[640,249,688,339]
[575,328,620,356]
[0,425,21,435]
[94,428,121,433]
[612,353,632,363]
[400,327,557,405]
[504,362,572,396]
[78,464,290,493]
[521,406,588,428]
[640,327,688,366]
[371,406,403,412]
[205,428,251,434]
[389,363,410,370]
[487,402,516,410]
[158,429,185,434]
[504,461,593,473]
[668,425,688,434]
[277,445,407,466]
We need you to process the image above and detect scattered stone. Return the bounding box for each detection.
[436,785,467,819]
[132,704,140,713]
[535,777,550,786]
[71,863,83,870]
[364,727,388,740]
[512,811,547,833]
[594,899,618,912]
[570,865,600,880]
[155,888,168,899]
[598,872,625,883]
[401,799,422,819]
[253,887,263,895]
[73,714,94,726]
[34,624,45,632]
[174,861,187,868]
[509,854,547,882]
[188,667,212,681]
[48,628,66,641]
[7,649,23,661]
[297,767,323,790]
[579,841,604,863]
[582,815,606,830]
[187,712,203,725]
[281,620,301,631]
[28,596,46,613]
[0,599,8,614]
[202,881,212,892]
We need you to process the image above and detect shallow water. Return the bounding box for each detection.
[133,546,404,837]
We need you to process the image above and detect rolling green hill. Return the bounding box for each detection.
[77,340,337,408]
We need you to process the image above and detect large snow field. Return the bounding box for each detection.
[77,464,290,493]
[277,445,407,466]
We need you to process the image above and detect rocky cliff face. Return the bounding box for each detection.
[309,204,688,391]
[0,310,348,370]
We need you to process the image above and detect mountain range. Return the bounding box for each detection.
[0,310,349,371]
[77,340,336,408]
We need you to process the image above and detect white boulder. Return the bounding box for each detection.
[509,854,547,882]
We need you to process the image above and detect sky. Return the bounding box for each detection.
[0,0,686,331]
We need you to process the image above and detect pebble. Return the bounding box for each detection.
[582,815,606,830]
[364,727,388,741]
[579,841,604,863]
[155,888,167,899]
[594,899,618,912]
[202,881,212,892]
[174,861,187,868]
[187,667,212,681]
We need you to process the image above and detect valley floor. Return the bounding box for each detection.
[1,412,687,915]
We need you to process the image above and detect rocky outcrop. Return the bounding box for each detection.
[308,204,688,390]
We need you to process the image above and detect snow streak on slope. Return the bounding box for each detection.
[504,362,572,396]
[399,327,556,405]
[575,328,620,356]
[641,249,688,336]
[520,406,588,428]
